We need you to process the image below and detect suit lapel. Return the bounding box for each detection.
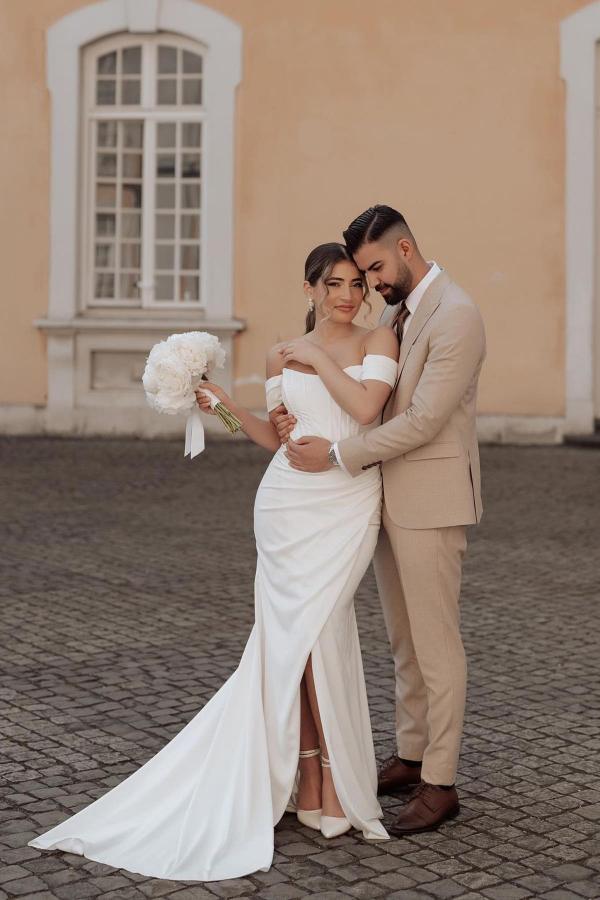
[378,303,396,327]
[397,270,450,377]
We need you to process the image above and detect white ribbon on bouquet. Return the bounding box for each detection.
[184,388,221,459]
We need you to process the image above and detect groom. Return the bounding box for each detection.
[280,205,486,835]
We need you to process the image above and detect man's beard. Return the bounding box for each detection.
[379,283,407,306]
[377,266,412,306]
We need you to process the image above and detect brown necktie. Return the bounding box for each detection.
[392,300,410,344]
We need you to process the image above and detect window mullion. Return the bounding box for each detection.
[174,121,181,304]
[141,119,156,308]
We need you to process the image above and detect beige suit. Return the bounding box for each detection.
[338,270,486,785]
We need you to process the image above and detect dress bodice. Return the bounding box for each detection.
[265,354,398,444]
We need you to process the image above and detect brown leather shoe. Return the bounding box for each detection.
[377,755,422,796]
[388,782,460,836]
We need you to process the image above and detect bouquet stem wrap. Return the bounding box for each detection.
[185,388,242,459]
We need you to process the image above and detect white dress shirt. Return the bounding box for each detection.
[332,261,441,472]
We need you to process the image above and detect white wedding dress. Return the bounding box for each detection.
[28,353,398,882]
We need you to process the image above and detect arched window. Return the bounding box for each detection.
[83,34,206,309]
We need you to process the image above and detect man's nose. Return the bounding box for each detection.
[367,273,380,289]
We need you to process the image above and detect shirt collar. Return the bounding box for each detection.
[405,261,441,316]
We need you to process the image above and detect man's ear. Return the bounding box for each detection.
[397,237,413,259]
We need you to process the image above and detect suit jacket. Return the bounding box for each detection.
[338,271,486,529]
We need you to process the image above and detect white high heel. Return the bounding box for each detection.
[320,755,351,838]
[296,748,322,830]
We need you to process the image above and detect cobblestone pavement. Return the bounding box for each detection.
[1,437,599,900]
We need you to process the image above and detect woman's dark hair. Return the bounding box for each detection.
[303,242,369,333]
[343,205,410,257]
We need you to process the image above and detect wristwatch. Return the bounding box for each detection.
[328,444,339,467]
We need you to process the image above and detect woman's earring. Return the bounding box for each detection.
[307,298,315,312]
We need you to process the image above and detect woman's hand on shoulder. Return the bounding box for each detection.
[365,324,400,361]
[279,338,324,368]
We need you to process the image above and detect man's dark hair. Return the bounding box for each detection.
[343,205,410,256]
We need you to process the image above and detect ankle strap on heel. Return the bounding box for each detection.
[299,748,321,759]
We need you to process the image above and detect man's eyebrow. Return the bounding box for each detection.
[366,261,382,271]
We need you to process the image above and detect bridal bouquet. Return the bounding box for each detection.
[142,331,242,458]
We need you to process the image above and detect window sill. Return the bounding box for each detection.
[35,314,246,335]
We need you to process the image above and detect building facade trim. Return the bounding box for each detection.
[560,2,600,433]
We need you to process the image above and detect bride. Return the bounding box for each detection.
[28,242,400,882]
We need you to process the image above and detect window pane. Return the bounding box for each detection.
[180,275,200,301]
[155,275,174,300]
[121,243,141,268]
[122,46,141,74]
[97,121,118,147]
[181,184,200,209]
[123,122,143,148]
[121,79,141,105]
[95,273,115,298]
[180,245,199,270]
[121,213,141,238]
[182,154,201,178]
[96,213,116,236]
[95,243,115,267]
[155,244,175,269]
[96,184,117,208]
[122,184,142,208]
[123,153,142,178]
[156,214,175,239]
[182,123,201,148]
[158,46,178,74]
[182,50,203,74]
[120,273,140,298]
[157,154,176,178]
[158,79,177,105]
[182,79,202,105]
[156,184,175,209]
[97,52,117,75]
[96,80,116,105]
[97,153,117,177]
[157,123,176,148]
[180,214,200,239]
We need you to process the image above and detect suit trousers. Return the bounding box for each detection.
[373,507,468,786]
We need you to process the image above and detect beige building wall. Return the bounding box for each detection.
[0,0,594,432]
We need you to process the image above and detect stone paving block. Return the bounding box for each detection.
[567,881,600,899]
[168,890,224,900]
[205,877,257,897]
[481,886,533,900]
[372,870,429,891]
[548,863,596,883]
[0,866,30,885]
[339,882,388,898]
[453,870,500,890]
[539,891,588,900]
[1,875,50,896]
[249,886,303,900]
[421,878,465,898]
[53,883,104,899]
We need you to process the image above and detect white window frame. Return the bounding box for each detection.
[43,0,240,327]
[82,32,208,311]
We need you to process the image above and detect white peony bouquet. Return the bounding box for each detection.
[142,331,242,458]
